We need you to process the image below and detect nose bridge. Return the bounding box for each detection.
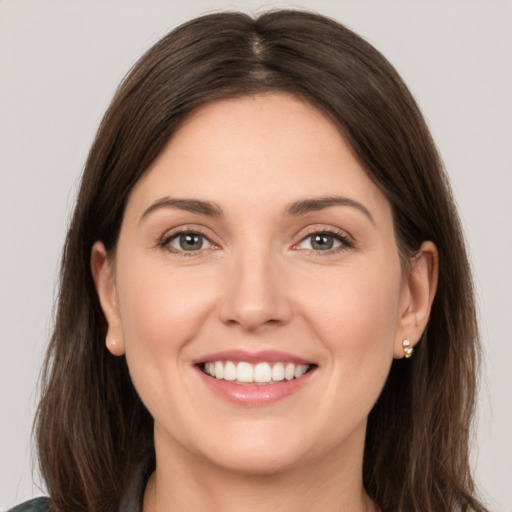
[219,238,291,331]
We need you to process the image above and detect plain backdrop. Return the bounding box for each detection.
[1,1,511,510]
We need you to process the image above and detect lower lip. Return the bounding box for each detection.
[195,367,314,406]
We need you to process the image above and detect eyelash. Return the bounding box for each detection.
[157,227,355,256]
[293,228,355,256]
[158,227,215,256]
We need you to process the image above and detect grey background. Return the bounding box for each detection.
[1,0,511,510]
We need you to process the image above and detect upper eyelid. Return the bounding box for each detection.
[160,225,214,241]
[158,226,218,252]
[164,230,211,243]
[293,226,356,251]
[295,225,354,241]
[157,224,355,249]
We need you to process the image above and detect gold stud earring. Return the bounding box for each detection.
[402,339,413,358]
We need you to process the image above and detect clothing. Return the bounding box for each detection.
[7,456,149,512]
[6,490,142,512]
[6,463,146,512]
[6,498,51,512]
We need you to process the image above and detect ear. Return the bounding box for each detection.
[91,241,125,356]
[394,241,439,359]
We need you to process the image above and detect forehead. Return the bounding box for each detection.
[126,93,391,223]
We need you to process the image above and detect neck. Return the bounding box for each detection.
[143,427,377,512]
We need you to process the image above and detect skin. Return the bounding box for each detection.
[92,93,438,512]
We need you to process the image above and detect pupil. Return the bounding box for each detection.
[312,234,333,250]
[180,234,202,250]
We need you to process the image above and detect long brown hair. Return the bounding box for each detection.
[36,10,488,512]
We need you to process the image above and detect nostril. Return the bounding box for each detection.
[217,264,293,330]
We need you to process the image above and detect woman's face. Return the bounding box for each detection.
[94,93,425,475]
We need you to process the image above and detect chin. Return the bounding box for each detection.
[203,442,308,477]
[189,419,332,477]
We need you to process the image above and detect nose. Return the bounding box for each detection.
[218,247,293,333]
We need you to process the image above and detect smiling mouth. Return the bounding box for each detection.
[199,361,315,385]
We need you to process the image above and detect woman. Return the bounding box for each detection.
[9,10,488,512]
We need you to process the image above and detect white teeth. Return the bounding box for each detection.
[284,362,295,381]
[254,362,272,383]
[236,362,254,382]
[214,361,224,379]
[294,364,308,378]
[223,361,237,381]
[202,360,311,384]
[272,362,285,381]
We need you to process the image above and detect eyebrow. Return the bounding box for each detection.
[140,195,374,224]
[140,197,224,222]
[286,196,375,224]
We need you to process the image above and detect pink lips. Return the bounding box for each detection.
[193,350,316,407]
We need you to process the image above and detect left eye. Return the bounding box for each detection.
[298,233,344,251]
[166,232,212,252]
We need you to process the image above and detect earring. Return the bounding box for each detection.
[402,339,414,358]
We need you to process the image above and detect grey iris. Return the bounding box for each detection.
[180,233,203,250]
[311,234,334,250]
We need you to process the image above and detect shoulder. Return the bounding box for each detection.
[6,497,51,512]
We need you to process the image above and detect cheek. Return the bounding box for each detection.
[301,263,401,344]
[292,259,403,440]
[115,257,218,371]
[114,258,222,429]
[297,257,403,391]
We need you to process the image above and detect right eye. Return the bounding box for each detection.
[162,231,213,254]
[298,233,343,251]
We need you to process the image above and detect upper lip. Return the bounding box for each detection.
[193,349,314,365]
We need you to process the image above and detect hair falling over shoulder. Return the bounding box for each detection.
[35,10,489,512]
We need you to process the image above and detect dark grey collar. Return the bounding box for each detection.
[118,461,152,512]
